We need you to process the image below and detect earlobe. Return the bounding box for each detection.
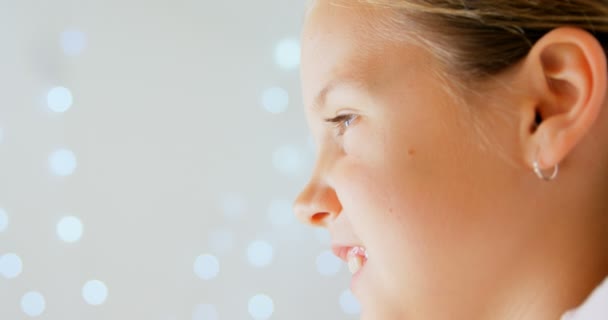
[522,27,607,174]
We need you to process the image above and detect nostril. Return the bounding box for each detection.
[311,212,330,225]
[293,182,341,226]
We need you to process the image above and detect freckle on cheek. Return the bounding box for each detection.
[408,149,416,156]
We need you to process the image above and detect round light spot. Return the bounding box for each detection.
[248,294,274,320]
[61,29,87,56]
[49,148,77,176]
[247,241,274,268]
[261,87,289,114]
[0,253,23,279]
[21,291,46,317]
[194,254,220,280]
[316,250,342,276]
[47,86,73,113]
[0,208,8,232]
[208,228,235,255]
[272,145,303,176]
[82,280,108,305]
[267,199,295,226]
[339,290,361,315]
[192,304,219,320]
[56,216,83,243]
[274,38,300,70]
[219,193,246,220]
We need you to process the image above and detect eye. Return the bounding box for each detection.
[324,114,359,136]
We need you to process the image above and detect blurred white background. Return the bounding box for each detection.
[0,1,360,319]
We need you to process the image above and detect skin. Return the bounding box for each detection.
[293,1,608,319]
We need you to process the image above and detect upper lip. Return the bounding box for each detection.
[331,244,363,262]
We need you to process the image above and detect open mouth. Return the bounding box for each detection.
[332,245,369,276]
[347,246,368,275]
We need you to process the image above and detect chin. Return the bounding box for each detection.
[357,304,371,320]
[357,295,405,320]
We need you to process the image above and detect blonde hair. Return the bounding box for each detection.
[357,0,608,81]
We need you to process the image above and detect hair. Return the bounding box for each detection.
[355,0,608,82]
[335,0,608,155]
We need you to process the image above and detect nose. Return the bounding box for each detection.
[293,178,342,227]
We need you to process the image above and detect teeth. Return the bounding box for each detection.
[347,254,363,274]
[347,247,367,274]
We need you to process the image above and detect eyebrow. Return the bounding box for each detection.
[312,76,366,112]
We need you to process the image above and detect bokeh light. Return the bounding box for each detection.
[246,240,274,268]
[274,38,300,70]
[21,291,46,317]
[261,87,289,114]
[61,29,87,56]
[339,290,361,315]
[47,86,73,113]
[56,216,83,243]
[194,254,220,280]
[248,294,274,320]
[82,279,108,305]
[0,253,23,279]
[49,148,77,176]
[272,145,304,176]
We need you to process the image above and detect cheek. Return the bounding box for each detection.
[333,144,452,306]
[337,115,444,236]
[334,122,481,290]
[335,127,443,254]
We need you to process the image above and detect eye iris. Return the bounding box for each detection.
[344,117,353,127]
[324,114,357,136]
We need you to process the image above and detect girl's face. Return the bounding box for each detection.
[294,1,547,319]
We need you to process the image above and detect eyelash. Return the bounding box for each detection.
[324,114,358,136]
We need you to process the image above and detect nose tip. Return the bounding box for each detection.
[293,201,331,226]
[293,181,341,227]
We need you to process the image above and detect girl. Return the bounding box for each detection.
[294,1,608,319]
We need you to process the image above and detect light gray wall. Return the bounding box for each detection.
[0,1,359,319]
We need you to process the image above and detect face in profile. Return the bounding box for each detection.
[293,0,569,319]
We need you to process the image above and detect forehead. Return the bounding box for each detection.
[300,0,388,108]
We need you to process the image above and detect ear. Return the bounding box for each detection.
[518,27,607,172]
